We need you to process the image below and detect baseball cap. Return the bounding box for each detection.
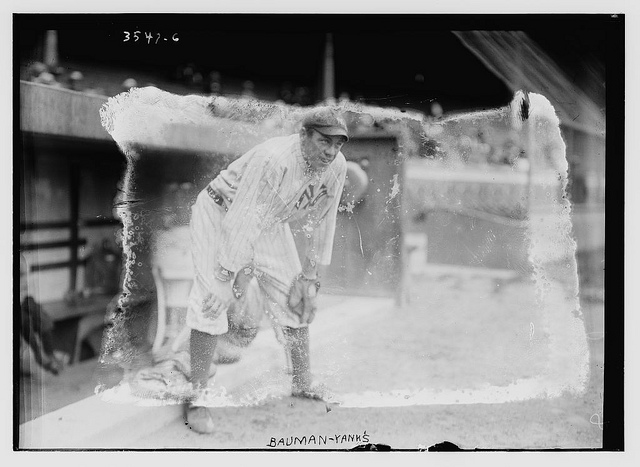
[301,107,349,141]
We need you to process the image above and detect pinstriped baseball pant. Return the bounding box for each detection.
[186,189,305,336]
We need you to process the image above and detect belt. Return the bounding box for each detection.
[206,185,227,210]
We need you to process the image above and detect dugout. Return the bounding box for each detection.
[19,81,125,362]
[18,81,129,423]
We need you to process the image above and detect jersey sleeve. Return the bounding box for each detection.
[306,156,347,266]
[217,152,285,272]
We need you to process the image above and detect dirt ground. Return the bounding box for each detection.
[123,272,604,450]
[19,267,603,450]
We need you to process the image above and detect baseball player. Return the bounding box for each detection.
[185,107,348,434]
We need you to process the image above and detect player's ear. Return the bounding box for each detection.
[300,127,312,139]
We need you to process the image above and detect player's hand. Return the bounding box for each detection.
[231,265,254,299]
[287,274,321,324]
[201,266,234,320]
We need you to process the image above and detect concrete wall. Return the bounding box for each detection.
[20,81,111,141]
[324,135,402,295]
[403,160,562,271]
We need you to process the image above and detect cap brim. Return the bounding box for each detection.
[314,128,349,141]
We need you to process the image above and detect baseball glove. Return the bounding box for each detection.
[287,274,321,324]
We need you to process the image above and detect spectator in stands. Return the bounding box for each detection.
[501,138,523,166]
[430,101,444,119]
[33,70,62,88]
[192,71,204,90]
[241,80,256,99]
[279,81,294,104]
[208,71,223,96]
[355,113,375,132]
[68,71,84,91]
[27,61,48,80]
[293,86,311,106]
[182,63,194,83]
[121,78,138,91]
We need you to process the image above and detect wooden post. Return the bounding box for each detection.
[396,155,408,307]
[322,33,335,101]
[69,164,80,294]
[44,30,59,70]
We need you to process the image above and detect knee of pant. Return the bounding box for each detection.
[226,326,258,348]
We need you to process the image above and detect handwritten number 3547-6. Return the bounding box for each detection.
[122,31,179,44]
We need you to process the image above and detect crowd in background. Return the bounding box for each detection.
[23,60,319,107]
[22,57,595,205]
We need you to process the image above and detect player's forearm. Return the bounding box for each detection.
[301,256,319,279]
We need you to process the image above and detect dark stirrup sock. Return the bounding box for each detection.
[189,329,218,390]
[283,326,311,389]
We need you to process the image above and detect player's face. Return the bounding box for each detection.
[302,128,346,171]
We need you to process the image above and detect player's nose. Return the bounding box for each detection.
[325,145,339,158]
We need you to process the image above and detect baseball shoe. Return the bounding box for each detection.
[185,403,215,434]
[292,381,336,402]
[212,338,242,364]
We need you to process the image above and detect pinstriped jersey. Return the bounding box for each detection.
[211,134,347,272]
